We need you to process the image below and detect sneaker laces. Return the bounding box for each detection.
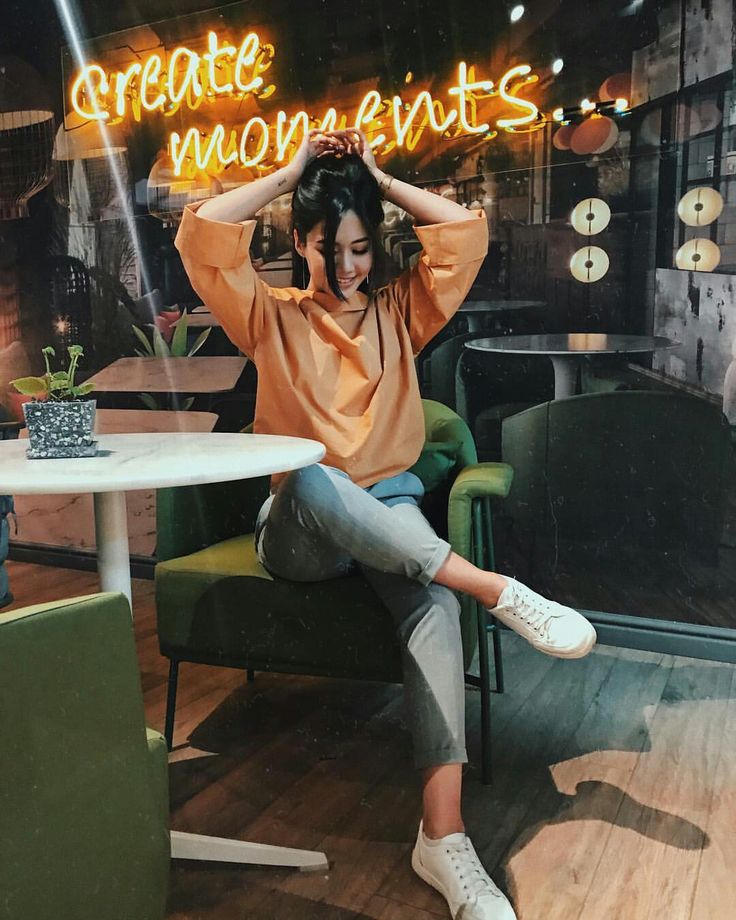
[446,839,504,905]
[509,587,561,642]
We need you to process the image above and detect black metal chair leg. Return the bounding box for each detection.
[477,602,493,785]
[482,495,505,695]
[164,659,179,751]
[482,496,495,571]
[473,500,493,784]
[491,625,504,694]
[246,669,255,683]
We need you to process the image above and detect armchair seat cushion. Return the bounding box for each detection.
[156,534,411,681]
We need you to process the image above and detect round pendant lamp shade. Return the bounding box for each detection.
[553,124,576,150]
[677,187,723,227]
[570,246,609,283]
[571,198,611,236]
[571,116,619,155]
[53,118,129,222]
[598,72,631,103]
[146,155,214,225]
[0,56,55,220]
[675,237,721,272]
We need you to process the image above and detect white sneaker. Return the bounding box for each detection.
[489,578,596,659]
[411,822,517,920]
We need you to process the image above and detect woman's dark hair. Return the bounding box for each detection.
[291,153,384,300]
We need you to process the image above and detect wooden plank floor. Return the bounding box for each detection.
[5,560,736,919]
[500,539,736,631]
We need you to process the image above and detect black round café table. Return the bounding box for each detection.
[465,333,680,399]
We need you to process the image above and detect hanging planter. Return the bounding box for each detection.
[9,345,97,459]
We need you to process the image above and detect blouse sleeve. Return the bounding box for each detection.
[174,201,277,357]
[386,210,489,354]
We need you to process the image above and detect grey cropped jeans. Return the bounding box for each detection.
[254,463,467,769]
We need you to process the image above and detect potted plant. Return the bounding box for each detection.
[9,345,97,459]
[132,312,211,410]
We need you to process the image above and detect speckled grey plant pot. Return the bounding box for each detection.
[23,400,97,459]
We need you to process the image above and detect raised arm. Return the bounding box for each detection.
[326,129,488,353]
[176,131,344,354]
[329,128,474,225]
[196,130,343,223]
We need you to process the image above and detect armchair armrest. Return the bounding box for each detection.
[447,463,514,560]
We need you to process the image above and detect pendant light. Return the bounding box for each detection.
[675,238,721,272]
[0,56,54,220]
[677,187,724,227]
[570,198,611,236]
[53,114,129,223]
[570,246,610,283]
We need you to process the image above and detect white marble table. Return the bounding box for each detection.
[13,409,220,556]
[0,431,328,872]
[465,333,679,399]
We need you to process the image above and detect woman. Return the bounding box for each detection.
[176,128,596,920]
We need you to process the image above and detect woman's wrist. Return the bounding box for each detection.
[375,171,396,201]
[275,162,301,193]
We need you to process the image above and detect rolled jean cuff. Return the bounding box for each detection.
[414,745,468,771]
[417,538,453,586]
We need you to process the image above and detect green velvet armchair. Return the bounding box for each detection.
[0,592,170,920]
[502,390,731,571]
[155,399,514,783]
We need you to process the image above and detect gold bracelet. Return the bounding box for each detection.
[378,173,395,199]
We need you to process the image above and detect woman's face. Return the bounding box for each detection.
[294,209,374,298]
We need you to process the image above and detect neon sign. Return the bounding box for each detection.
[69,29,543,177]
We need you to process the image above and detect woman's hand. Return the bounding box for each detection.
[289,128,344,179]
[292,127,380,178]
[320,127,380,176]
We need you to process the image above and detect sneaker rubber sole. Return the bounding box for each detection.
[411,845,458,915]
[489,609,597,660]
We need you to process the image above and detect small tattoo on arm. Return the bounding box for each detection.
[277,177,287,187]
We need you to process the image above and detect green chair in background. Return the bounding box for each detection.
[0,592,170,920]
[420,333,475,409]
[155,399,514,784]
[579,354,649,394]
[501,390,731,572]
[457,348,556,461]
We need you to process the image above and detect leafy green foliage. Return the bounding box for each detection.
[131,313,211,360]
[130,312,212,411]
[9,345,94,401]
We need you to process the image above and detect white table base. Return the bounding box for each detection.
[93,490,132,607]
[0,433,331,878]
[549,355,579,399]
[92,482,330,876]
[171,830,328,872]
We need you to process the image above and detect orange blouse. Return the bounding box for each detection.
[175,203,488,487]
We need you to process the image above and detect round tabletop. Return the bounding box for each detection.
[465,333,679,356]
[0,432,326,495]
[458,300,546,315]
